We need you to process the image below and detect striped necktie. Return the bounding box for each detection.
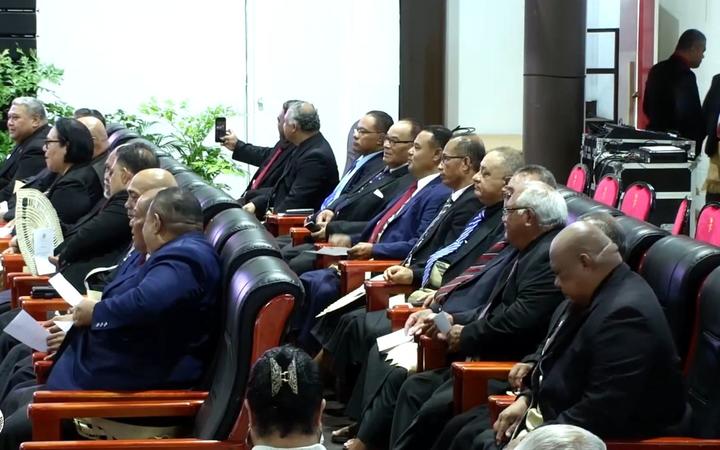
[421,208,486,287]
[434,240,508,305]
[403,197,454,265]
[369,181,418,243]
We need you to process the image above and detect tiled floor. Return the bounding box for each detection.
[322,393,352,450]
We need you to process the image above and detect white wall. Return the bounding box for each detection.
[445,0,525,135]
[35,0,400,190]
[36,0,247,117]
[657,0,720,99]
[245,0,399,173]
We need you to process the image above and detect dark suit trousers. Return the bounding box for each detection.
[0,344,33,404]
[0,382,42,450]
[354,343,410,448]
[391,367,454,450]
[438,404,494,450]
[278,235,317,275]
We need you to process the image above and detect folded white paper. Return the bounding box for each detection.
[388,293,406,308]
[34,256,56,276]
[33,228,54,258]
[433,312,452,334]
[385,341,418,372]
[48,273,84,307]
[315,274,384,318]
[54,320,73,333]
[305,246,349,257]
[0,200,7,214]
[13,180,25,194]
[376,329,413,353]
[0,225,12,238]
[3,310,49,351]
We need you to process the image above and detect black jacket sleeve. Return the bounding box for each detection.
[232,142,274,167]
[58,193,131,264]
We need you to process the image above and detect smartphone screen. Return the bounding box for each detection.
[214,117,227,142]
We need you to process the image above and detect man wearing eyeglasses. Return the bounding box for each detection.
[281,119,417,275]
[0,97,51,204]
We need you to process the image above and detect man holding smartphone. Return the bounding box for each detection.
[221,100,338,219]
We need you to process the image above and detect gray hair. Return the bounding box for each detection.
[286,101,320,132]
[514,425,606,450]
[11,97,47,122]
[491,147,525,178]
[516,180,567,227]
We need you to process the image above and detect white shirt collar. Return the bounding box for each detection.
[413,173,440,196]
[451,184,472,202]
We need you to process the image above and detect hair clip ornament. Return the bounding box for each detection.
[270,357,299,396]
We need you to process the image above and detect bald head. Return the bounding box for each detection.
[125,169,177,219]
[130,188,164,254]
[550,221,623,307]
[142,187,204,253]
[77,116,109,158]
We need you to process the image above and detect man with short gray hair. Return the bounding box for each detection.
[0,97,51,202]
[513,425,606,450]
[257,101,338,218]
[390,179,568,450]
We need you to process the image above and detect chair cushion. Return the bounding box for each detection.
[204,208,262,252]
[614,215,668,270]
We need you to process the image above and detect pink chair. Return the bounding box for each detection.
[619,182,655,221]
[592,174,620,207]
[566,163,588,193]
[695,202,720,246]
[671,197,690,236]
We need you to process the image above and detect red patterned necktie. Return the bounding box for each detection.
[251,144,284,189]
[368,181,418,243]
[434,240,509,305]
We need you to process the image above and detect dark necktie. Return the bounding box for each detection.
[251,145,284,189]
[369,181,418,243]
[434,240,509,305]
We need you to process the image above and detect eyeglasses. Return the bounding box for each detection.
[441,154,467,163]
[502,206,533,217]
[43,139,63,147]
[355,127,381,136]
[384,137,414,146]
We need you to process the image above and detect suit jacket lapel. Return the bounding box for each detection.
[448,204,502,265]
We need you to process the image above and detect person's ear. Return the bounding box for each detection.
[314,399,326,429]
[579,253,592,268]
[121,167,132,184]
[432,147,442,165]
[151,212,162,234]
[244,399,254,428]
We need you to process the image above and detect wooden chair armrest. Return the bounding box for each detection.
[11,275,50,308]
[35,360,53,384]
[605,438,720,449]
[32,352,48,364]
[452,361,516,414]
[488,394,516,423]
[29,400,205,440]
[290,227,312,246]
[387,306,426,331]
[33,390,209,403]
[417,335,447,372]
[2,253,25,275]
[0,237,11,253]
[365,280,414,312]
[339,260,402,295]
[21,439,233,449]
[265,214,307,236]
[21,298,71,320]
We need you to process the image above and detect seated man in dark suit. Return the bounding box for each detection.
[282,119,418,274]
[53,141,160,290]
[224,101,339,219]
[293,125,453,351]
[0,97,51,204]
[444,221,686,450]
[313,132,486,405]
[221,100,299,214]
[381,146,525,298]
[341,176,566,450]
[0,187,221,448]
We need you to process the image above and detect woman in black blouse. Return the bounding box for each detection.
[43,118,103,228]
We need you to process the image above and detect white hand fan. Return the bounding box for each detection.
[15,188,64,276]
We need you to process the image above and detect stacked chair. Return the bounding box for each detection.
[0,124,307,448]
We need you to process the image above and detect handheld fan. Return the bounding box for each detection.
[15,188,64,276]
